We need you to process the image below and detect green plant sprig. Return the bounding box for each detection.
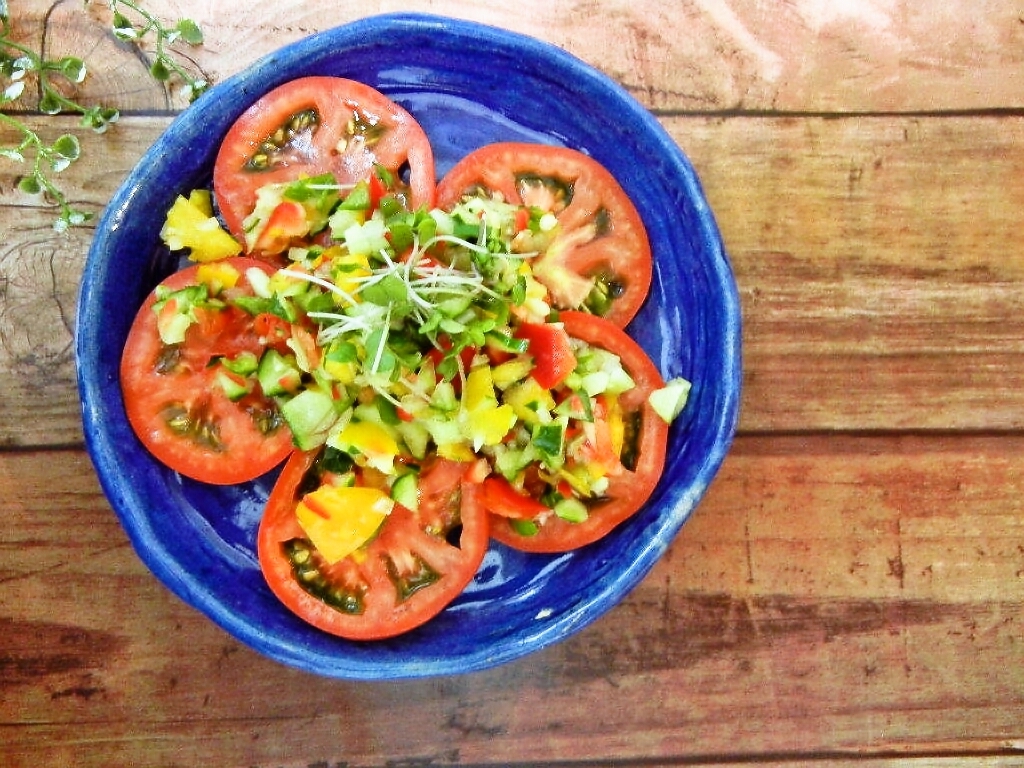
[0,2,206,230]
[108,0,208,102]
[0,12,118,230]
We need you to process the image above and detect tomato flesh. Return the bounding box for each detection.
[436,143,652,326]
[120,257,296,485]
[488,312,669,552]
[213,76,435,245]
[258,450,489,640]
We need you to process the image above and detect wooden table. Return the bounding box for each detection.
[3,2,1023,765]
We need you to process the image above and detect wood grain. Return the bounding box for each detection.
[1,438,1022,766]
[10,0,1024,115]
[4,1,1024,766]
[3,114,1024,444]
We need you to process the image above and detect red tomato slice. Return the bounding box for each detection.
[120,257,296,485]
[213,76,436,243]
[489,311,669,552]
[435,143,652,326]
[258,450,489,640]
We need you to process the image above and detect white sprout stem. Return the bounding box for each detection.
[369,304,392,374]
[278,268,359,306]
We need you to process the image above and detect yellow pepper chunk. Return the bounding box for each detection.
[332,420,400,474]
[295,485,394,565]
[195,262,240,294]
[605,394,625,458]
[463,365,497,412]
[503,377,556,425]
[331,249,373,299]
[161,190,243,263]
[461,365,516,449]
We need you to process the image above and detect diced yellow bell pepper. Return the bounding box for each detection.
[161,191,243,262]
[187,188,215,217]
[195,262,240,294]
[463,365,496,412]
[465,402,516,450]
[605,394,624,458]
[332,420,400,474]
[295,485,393,564]
[462,366,516,449]
[324,359,358,385]
[330,250,373,300]
[503,377,556,425]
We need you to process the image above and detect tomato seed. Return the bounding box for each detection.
[244,108,320,171]
[283,539,365,615]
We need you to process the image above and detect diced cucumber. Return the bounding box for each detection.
[391,471,419,511]
[492,441,539,481]
[258,349,301,397]
[554,497,589,523]
[396,419,431,460]
[649,377,692,424]
[214,369,251,402]
[430,380,459,412]
[221,351,259,376]
[280,388,339,451]
[509,518,539,536]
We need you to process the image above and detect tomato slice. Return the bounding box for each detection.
[213,76,436,244]
[435,143,652,326]
[120,257,296,485]
[488,311,669,552]
[257,449,489,640]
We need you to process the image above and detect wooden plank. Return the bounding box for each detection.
[7,0,1024,116]
[1,437,1022,765]
[3,114,1024,445]
[686,115,1024,431]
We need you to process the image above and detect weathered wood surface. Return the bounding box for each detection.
[3,437,1024,767]
[3,1,1024,767]
[4,113,1024,443]
[14,0,1024,114]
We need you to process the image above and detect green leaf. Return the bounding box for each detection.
[186,80,209,102]
[112,12,137,40]
[360,273,410,308]
[18,175,43,195]
[81,106,120,132]
[51,134,81,161]
[149,59,170,82]
[38,90,62,115]
[12,55,35,74]
[2,79,24,102]
[363,326,397,375]
[57,56,87,84]
[175,19,204,46]
[0,148,25,162]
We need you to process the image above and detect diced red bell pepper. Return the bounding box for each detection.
[514,321,577,389]
[482,475,550,519]
[253,201,308,254]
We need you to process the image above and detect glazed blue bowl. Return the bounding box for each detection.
[75,13,741,679]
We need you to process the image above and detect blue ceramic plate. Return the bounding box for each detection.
[75,13,741,679]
